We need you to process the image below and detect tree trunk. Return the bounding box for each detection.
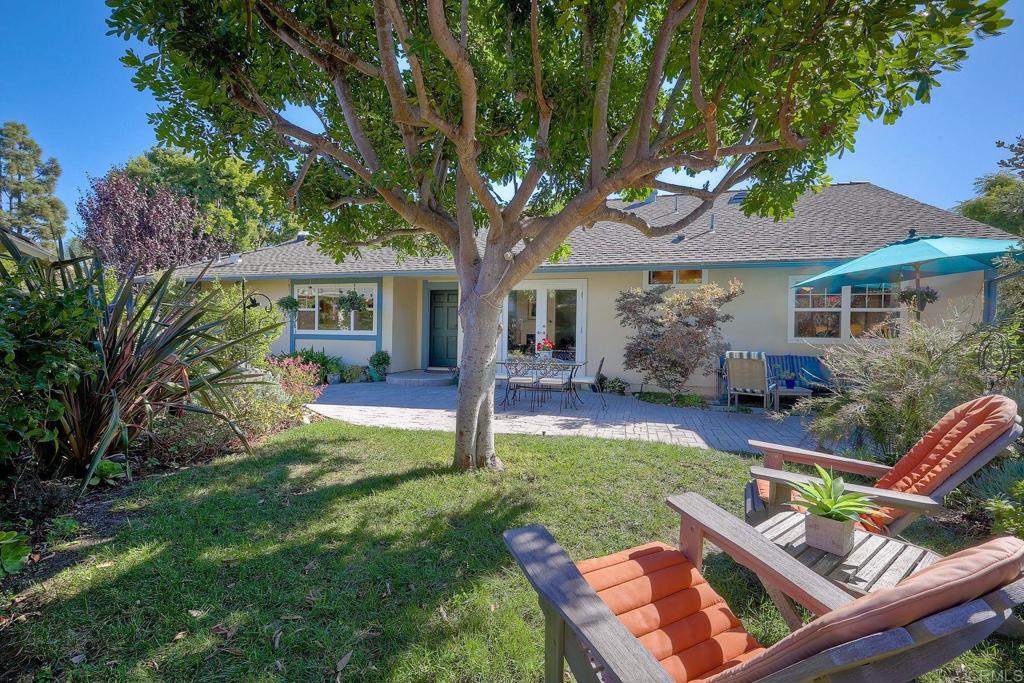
[453,291,504,471]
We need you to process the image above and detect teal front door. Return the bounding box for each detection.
[429,289,459,367]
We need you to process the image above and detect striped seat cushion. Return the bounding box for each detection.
[577,542,764,682]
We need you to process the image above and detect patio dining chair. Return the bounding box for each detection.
[572,356,606,408]
[725,351,778,410]
[505,492,1024,683]
[745,394,1022,534]
[536,359,577,409]
[502,356,538,408]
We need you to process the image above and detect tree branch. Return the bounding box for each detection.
[228,73,456,239]
[257,0,381,79]
[626,0,698,164]
[425,0,478,143]
[287,150,318,209]
[347,228,430,248]
[689,0,715,155]
[325,196,382,209]
[503,0,553,226]
[331,70,382,172]
[589,0,626,186]
[652,75,688,155]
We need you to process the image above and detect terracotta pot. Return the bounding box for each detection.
[804,514,855,555]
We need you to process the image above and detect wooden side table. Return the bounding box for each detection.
[775,385,812,409]
[753,510,939,629]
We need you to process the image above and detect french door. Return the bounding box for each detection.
[500,280,586,363]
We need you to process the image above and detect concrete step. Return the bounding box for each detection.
[385,370,456,387]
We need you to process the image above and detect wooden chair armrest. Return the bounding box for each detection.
[666,493,853,617]
[748,440,892,478]
[750,466,943,513]
[503,525,673,683]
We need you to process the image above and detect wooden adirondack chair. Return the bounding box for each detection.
[746,394,1022,533]
[504,492,1024,683]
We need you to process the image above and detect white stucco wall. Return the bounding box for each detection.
[220,266,989,392]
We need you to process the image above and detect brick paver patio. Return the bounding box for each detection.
[310,382,811,452]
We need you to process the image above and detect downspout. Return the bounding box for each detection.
[984,268,997,324]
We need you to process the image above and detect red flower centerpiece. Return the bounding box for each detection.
[536,337,555,357]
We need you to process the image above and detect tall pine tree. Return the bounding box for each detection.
[0,121,67,247]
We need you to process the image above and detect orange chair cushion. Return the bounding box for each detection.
[867,394,1017,527]
[577,542,764,682]
[755,396,1017,530]
[708,535,1024,683]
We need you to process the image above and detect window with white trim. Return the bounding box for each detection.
[646,269,706,287]
[848,284,899,337]
[788,277,899,341]
[293,284,376,333]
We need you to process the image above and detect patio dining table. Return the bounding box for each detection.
[498,358,585,410]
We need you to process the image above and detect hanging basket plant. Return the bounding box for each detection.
[897,286,939,313]
[276,295,300,322]
[339,289,369,314]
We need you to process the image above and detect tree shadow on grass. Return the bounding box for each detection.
[4,425,533,682]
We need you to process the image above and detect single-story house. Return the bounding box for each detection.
[173,182,1017,395]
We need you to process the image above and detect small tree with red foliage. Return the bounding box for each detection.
[78,171,227,280]
[616,280,743,399]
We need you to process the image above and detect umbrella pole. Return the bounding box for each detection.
[913,264,922,321]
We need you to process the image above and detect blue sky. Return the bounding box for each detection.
[2,2,1022,236]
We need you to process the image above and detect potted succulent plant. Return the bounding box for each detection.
[786,465,880,555]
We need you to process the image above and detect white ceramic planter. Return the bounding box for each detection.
[805,514,855,555]
[326,373,341,384]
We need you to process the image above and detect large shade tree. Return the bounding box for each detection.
[108,0,1008,470]
[0,121,67,248]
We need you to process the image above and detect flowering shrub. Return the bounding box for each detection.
[268,356,324,407]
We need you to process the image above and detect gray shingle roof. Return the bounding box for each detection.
[172,182,1016,281]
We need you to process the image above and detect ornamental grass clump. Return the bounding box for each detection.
[794,316,992,464]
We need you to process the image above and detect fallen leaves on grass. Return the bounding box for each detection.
[335,651,352,679]
[210,623,239,640]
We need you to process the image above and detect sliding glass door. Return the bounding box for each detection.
[502,280,586,362]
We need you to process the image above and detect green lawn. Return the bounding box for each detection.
[4,421,1019,682]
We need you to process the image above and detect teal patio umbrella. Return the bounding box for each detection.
[795,232,1020,317]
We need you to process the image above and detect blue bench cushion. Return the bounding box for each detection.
[765,354,831,389]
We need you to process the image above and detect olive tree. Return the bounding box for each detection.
[107,0,1008,470]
